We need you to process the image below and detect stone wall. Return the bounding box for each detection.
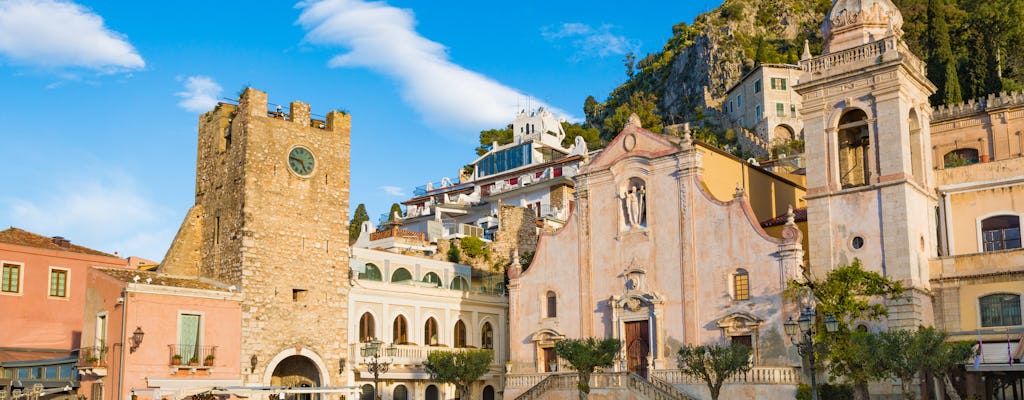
[491,205,539,268]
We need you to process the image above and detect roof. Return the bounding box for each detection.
[760,207,808,228]
[0,227,121,258]
[0,348,75,364]
[93,267,229,292]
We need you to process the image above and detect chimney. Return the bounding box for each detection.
[51,236,70,248]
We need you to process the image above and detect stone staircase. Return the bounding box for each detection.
[513,372,698,400]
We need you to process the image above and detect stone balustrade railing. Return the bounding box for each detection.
[651,366,801,385]
[800,37,891,74]
[932,91,1024,122]
[351,343,493,365]
[505,373,550,388]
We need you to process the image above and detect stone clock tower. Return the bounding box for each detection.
[162,88,351,389]
[796,0,936,328]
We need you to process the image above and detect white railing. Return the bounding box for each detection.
[352,343,489,365]
[651,366,801,385]
[506,373,551,388]
[800,38,891,74]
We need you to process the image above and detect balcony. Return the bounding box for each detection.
[76,346,108,377]
[930,247,1024,280]
[350,343,497,367]
[167,344,217,373]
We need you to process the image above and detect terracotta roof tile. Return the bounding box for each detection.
[760,207,808,228]
[93,267,229,292]
[0,227,122,258]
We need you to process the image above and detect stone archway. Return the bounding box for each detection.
[271,356,319,400]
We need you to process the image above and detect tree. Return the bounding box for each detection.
[788,260,905,400]
[583,96,601,128]
[387,203,403,222]
[554,338,622,400]
[677,343,753,400]
[877,329,918,399]
[476,126,513,156]
[623,52,637,78]
[562,122,601,150]
[423,349,493,400]
[349,203,369,244]
[601,91,663,141]
[926,0,962,105]
[459,236,487,259]
[914,328,973,400]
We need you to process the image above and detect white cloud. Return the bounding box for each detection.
[542,22,637,59]
[296,0,575,139]
[176,76,222,113]
[380,185,406,197]
[3,172,174,260]
[0,0,144,71]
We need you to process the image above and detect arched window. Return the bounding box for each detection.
[546,291,557,318]
[454,320,467,348]
[358,263,382,281]
[360,384,374,400]
[393,385,408,400]
[944,148,979,168]
[425,385,439,400]
[422,272,441,287]
[481,322,494,349]
[837,109,870,188]
[980,294,1022,327]
[450,276,469,291]
[982,215,1021,252]
[424,318,439,346]
[391,268,412,282]
[733,269,750,301]
[483,385,495,400]
[908,109,924,183]
[393,315,408,344]
[358,313,375,342]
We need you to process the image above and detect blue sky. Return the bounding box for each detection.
[0,0,717,260]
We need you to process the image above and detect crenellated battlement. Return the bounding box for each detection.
[932,91,1024,122]
[234,87,348,131]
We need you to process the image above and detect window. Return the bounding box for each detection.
[49,268,68,297]
[454,320,467,348]
[450,276,469,291]
[982,215,1022,251]
[733,269,750,301]
[422,272,441,287]
[178,313,202,363]
[980,294,1022,327]
[754,79,762,93]
[424,318,439,345]
[391,268,412,282]
[2,263,21,293]
[770,78,787,90]
[776,103,785,117]
[95,314,108,348]
[483,386,495,400]
[737,95,742,107]
[359,313,375,342]
[944,148,980,168]
[790,104,797,118]
[755,105,762,121]
[393,385,408,400]
[358,263,382,281]
[481,322,494,349]
[393,316,408,344]
[360,384,374,400]
[546,291,557,318]
[837,109,870,188]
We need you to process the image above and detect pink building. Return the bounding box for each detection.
[0,227,128,400]
[78,268,243,400]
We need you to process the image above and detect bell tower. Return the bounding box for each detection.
[163,87,351,387]
[797,0,936,328]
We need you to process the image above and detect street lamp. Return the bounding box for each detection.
[361,339,397,400]
[785,307,838,400]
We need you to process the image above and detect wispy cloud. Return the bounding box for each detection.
[0,0,144,72]
[2,171,174,260]
[380,185,406,197]
[175,75,222,113]
[542,22,637,60]
[296,0,575,139]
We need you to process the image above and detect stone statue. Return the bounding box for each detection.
[623,184,647,227]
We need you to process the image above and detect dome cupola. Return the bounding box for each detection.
[821,0,903,53]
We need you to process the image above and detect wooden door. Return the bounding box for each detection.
[625,321,650,378]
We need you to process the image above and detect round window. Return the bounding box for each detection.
[852,236,864,249]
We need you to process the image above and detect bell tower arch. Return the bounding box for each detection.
[797,0,936,328]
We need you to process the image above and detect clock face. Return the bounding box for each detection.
[288,146,315,176]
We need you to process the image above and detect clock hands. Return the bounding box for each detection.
[290,156,307,170]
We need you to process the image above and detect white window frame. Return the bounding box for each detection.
[975,211,1023,253]
[1,261,25,296]
[976,291,1024,328]
[47,266,70,300]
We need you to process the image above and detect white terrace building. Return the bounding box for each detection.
[400,107,588,241]
[345,224,508,400]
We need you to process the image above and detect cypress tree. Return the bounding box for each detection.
[926,0,961,104]
[388,203,403,222]
[349,203,369,244]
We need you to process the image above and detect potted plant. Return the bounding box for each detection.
[172,354,183,365]
[85,357,100,367]
[204,354,215,366]
[189,356,199,366]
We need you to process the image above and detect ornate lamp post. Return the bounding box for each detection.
[361,339,397,400]
[785,306,838,400]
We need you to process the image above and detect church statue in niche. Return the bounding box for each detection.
[621,180,647,228]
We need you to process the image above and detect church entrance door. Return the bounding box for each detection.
[625,320,650,378]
